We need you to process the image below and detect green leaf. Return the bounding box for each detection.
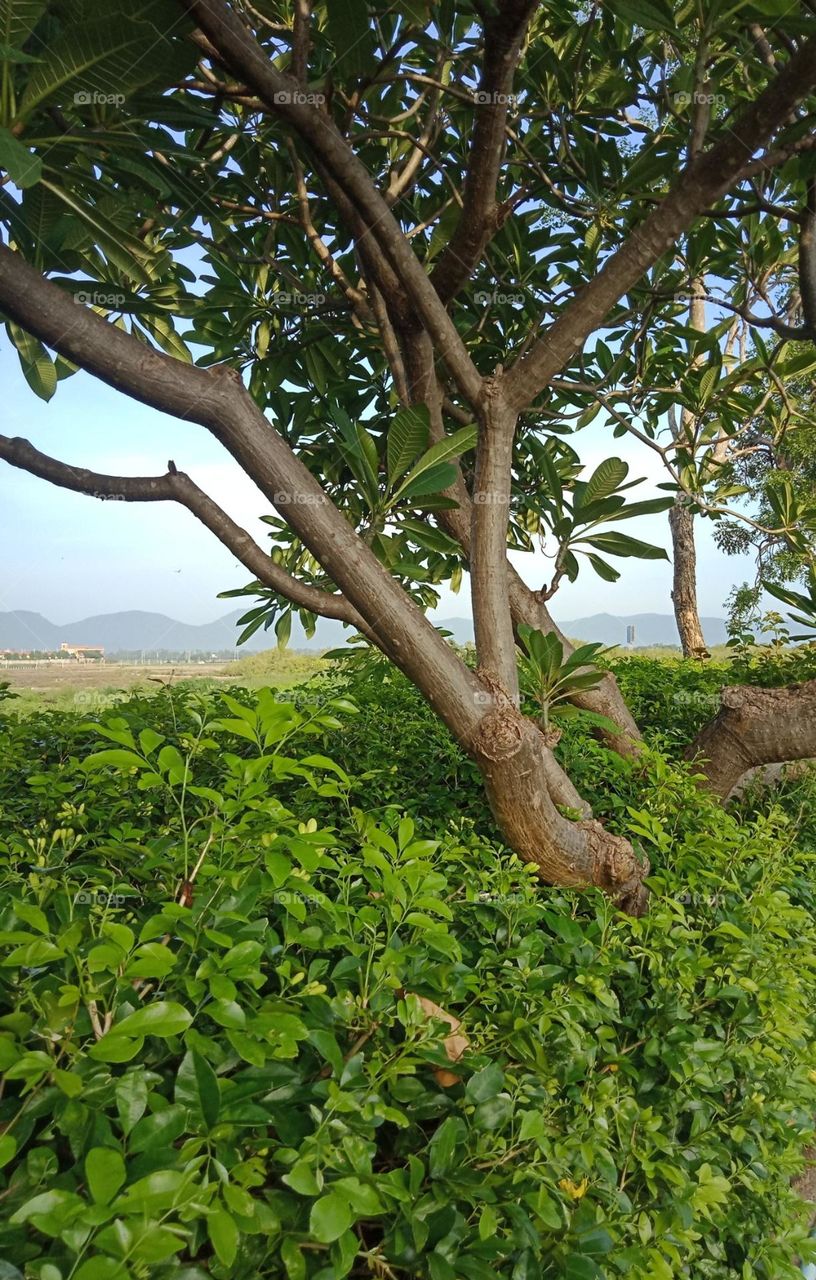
[466,1062,504,1102]
[115,1069,148,1134]
[391,424,476,502]
[387,404,429,485]
[20,3,193,119]
[40,181,159,285]
[208,1209,239,1267]
[309,1192,354,1243]
[7,322,56,401]
[176,1050,220,1128]
[0,126,41,186]
[113,1000,192,1038]
[0,0,45,53]
[582,531,668,560]
[0,1133,17,1169]
[581,457,629,506]
[85,1146,126,1205]
[325,0,375,77]
[80,748,147,772]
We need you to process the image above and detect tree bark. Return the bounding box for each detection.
[473,700,649,913]
[669,501,710,658]
[686,679,816,798]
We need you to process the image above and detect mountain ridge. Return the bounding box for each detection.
[0,608,728,652]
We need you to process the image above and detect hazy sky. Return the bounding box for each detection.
[0,339,756,628]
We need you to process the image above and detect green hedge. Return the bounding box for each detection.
[0,671,815,1278]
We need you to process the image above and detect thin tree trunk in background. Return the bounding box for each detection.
[669,501,711,658]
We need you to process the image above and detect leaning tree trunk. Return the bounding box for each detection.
[686,678,816,797]
[669,501,710,659]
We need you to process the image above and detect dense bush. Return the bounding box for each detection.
[1,664,816,1279]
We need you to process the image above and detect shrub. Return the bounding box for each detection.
[1,682,816,1278]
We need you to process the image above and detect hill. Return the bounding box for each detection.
[0,608,728,654]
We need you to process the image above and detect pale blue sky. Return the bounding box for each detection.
[0,339,755,628]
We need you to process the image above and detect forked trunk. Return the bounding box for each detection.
[669,501,710,658]
[468,688,649,913]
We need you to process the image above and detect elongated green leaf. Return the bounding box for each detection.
[7,321,55,400]
[325,0,375,77]
[0,126,40,186]
[387,404,429,485]
[0,0,45,52]
[40,180,157,284]
[19,3,193,119]
[114,1000,192,1038]
[582,457,629,506]
[582,531,668,560]
[392,425,476,502]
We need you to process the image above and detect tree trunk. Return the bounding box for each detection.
[669,501,710,658]
[471,691,649,913]
[686,679,816,798]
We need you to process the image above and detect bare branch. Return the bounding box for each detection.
[503,37,816,411]
[0,245,486,741]
[0,434,362,625]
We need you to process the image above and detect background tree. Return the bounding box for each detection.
[2,0,816,910]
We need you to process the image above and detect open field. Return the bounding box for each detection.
[0,649,326,712]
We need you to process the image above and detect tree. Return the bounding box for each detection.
[2,0,816,912]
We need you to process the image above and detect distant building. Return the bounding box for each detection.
[60,643,105,661]
[625,625,636,647]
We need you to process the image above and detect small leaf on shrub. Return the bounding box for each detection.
[85,1147,126,1204]
[208,1209,239,1267]
[309,1192,354,1243]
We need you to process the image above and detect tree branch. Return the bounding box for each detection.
[429,0,539,304]
[178,0,485,407]
[0,433,363,626]
[503,37,816,411]
[687,679,816,798]
[0,245,485,744]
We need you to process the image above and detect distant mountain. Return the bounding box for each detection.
[0,608,727,654]
[558,612,729,648]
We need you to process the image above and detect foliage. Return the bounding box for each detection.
[516,628,607,734]
[2,673,816,1278]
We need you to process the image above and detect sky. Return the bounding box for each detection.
[0,339,757,629]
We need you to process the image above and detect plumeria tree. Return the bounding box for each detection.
[2,0,816,911]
